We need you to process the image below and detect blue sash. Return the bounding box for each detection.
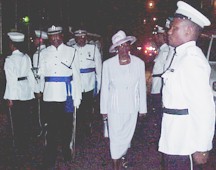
[80,68,95,73]
[45,76,74,112]
[80,68,98,97]
[93,80,97,97]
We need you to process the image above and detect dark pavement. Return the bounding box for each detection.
[0,98,216,170]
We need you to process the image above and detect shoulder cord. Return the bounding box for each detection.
[160,48,176,94]
[61,49,77,69]
[165,48,176,71]
[70,49,77,68]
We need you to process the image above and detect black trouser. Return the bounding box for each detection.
[43,102,73,167]
[162,154,203,170]
[76,90,94,143]
[10,100,32,153]
[150,93,162,111]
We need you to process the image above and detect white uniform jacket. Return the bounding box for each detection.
[151,43,169,94]
[32,44,46,93]
[39,43,82,108]
[73,44,102,93]
[159,41,216,155]
[4,50,35,100]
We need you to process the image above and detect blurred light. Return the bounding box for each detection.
[22,16,30,24]
[143,19,147,24]
[153,17,157,21]
[148,2,154,8]
[137,46,142,50]
[143,44,158,56]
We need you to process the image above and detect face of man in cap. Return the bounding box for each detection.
[153,33,167,47]
[34,37,44,47]
[48,33,64,48]
[75,35,87,47]
[167,18,192,47]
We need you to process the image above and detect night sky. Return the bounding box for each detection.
[3,0,179,36]
[2,0,206,54]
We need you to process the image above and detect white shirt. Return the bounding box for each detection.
[39,43,82,108]
[73,44,102,93]
[4,50,35,100]
[151,43,169,94]
[159,41,215,155]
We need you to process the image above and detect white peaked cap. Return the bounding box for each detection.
[47,25,63,35]
[74,29,87,36]
[7,32,25,42]
[157,26,165,33]
[165,17,173,29]
[175,1,210,28]
[35,30,48,39]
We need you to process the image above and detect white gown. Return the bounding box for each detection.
[100,54,147,159]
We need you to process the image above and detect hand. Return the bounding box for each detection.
[7,100,13,108]
[102,114,108,120]
[192,151,209,165]
[139,113,147,118]
[35,92,42,99]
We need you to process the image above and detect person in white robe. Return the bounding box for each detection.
[100,30,147,170]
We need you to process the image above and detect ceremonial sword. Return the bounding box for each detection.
[8,107,15,147]
[70,107,77,160]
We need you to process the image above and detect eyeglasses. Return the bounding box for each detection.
[118,42,130,48]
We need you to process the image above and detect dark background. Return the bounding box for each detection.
[1,0,213,56]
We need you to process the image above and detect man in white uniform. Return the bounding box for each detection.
[4,32,35,154]
[73,29,102,144]
[32,30,48,136]
[32,30,48,93]
[151,26,169,113]
[159,1,216,169]
[39,25,82,168]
